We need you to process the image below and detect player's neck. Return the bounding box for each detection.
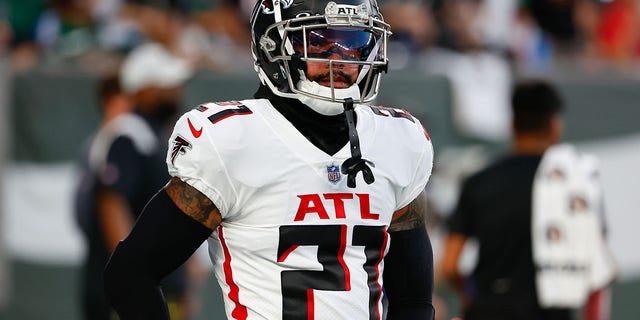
[254,85,350,156]
[512,135,554,156]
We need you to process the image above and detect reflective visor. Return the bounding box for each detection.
[289,29,377,61]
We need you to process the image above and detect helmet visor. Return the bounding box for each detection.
[289,28,379,62]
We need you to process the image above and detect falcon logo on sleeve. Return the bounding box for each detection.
[171,135,192,165]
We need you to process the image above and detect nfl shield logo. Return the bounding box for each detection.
[327,165,341,184]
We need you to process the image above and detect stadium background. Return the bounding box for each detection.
[0,68,638,319]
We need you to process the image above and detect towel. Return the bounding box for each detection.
[532,144,617,308]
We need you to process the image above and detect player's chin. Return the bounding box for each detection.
[319,80,352,89]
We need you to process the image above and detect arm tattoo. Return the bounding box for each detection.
[389,190,427,232]
[165,177,222,230]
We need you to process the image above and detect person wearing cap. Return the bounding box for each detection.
[75,42,193,320]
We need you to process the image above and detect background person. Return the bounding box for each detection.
[75,42,195,320]
[74,73,132,320]
[441,79,615,320]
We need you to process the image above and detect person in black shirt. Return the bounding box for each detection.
[75,74,133,320]
[74,43,193,320]
[441,80,573,320]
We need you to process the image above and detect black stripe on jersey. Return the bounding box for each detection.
[208,105,253,124]
[353,225,388,320]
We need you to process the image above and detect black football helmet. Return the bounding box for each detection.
[251,0,391,103]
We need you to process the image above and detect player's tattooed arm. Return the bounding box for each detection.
[165,177,222,230]
[389,190,427,232]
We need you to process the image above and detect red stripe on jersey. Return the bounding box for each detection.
[278,245,299,263]
[307,288,315,320]
[375,228,389,320]
[338,224,351,291]
[219,226,248,320]
[422,126,431,141]
[584,288,610,320]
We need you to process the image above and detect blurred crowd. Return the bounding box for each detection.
[385,0,640,74]
[0,0,255,73]
[0,0,639,76]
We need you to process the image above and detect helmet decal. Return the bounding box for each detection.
[260,0,295,15]
[324,1,368,17]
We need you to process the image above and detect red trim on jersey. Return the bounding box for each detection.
[422,126,431,141]
[338,224,351,291]
[278,245,299,263]
[584,288,610,320]
[375,228,389,320]
[219,226,248,320]
[307,288,315,320]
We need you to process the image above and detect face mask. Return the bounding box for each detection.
[296,80,361,115]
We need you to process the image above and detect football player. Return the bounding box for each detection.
[104,0,435,319]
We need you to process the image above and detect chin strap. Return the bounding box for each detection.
[340,98,375,188]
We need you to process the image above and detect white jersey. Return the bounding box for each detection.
[167,98,433,320]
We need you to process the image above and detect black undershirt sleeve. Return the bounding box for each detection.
[104,189,212,320]
[383,226,435,320]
